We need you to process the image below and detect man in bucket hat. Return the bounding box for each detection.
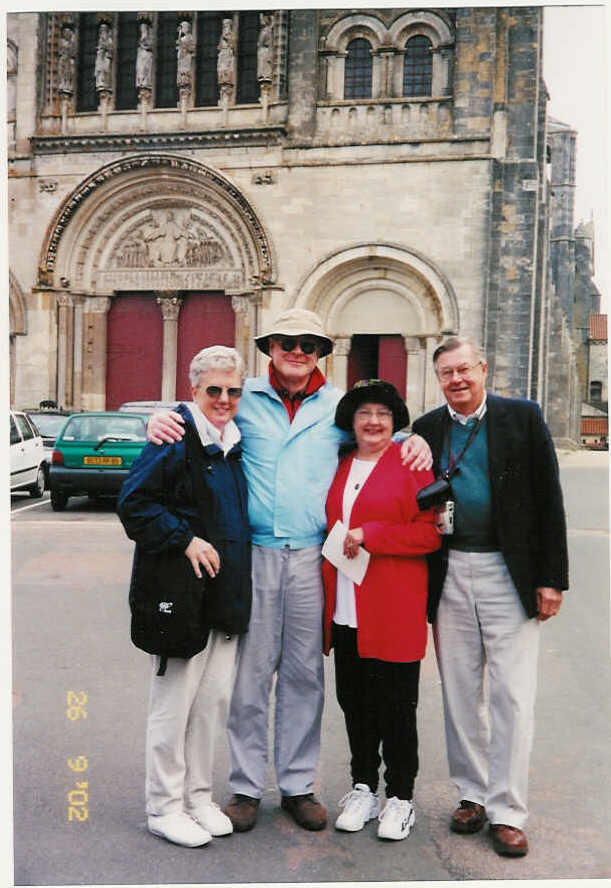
[147,308,431,832]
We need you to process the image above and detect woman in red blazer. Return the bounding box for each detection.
[322,380,440,841]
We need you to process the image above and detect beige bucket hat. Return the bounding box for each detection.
[254,308,334,357]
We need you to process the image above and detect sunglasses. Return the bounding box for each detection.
[274,336,319,355]
[205,385,243,399]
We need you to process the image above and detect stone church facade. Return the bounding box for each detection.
[7,8,589,441]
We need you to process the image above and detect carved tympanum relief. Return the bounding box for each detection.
[113,209,230,269]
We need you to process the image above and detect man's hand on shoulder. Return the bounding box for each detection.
[536,586,563,621]
[147,410,185,445]
[400,434,433,471]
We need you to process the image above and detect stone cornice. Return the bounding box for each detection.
[31,126,287,155]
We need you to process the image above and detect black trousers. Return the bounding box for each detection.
[332,622,420,800]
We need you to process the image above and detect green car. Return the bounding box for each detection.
[49,411,148,511]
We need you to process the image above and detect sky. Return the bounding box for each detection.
[542,3,608,308]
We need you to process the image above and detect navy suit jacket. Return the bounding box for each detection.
[412,393,569,622]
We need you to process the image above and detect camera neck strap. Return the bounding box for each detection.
[442,416,484,481]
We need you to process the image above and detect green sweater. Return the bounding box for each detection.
[441,417,498,551]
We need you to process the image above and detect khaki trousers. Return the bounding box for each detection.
[145,630,238,816]
[433,550,540,829]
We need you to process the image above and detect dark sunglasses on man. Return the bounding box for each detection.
[273,336,320,355]
[205,385,243,399]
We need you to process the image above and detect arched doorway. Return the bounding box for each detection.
[38,154,275,410]
[294,243,458,416]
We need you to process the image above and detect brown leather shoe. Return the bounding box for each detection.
[450,800,487,834]
[224,794,260,832]
[281,793,327,831]
[490,823,529,857]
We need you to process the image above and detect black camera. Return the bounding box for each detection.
[416,476,453,511]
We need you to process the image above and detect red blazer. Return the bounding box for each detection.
[322,443,441,663]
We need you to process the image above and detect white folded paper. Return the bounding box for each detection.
[321,519,370,585]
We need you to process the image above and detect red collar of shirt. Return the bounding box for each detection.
[268,363,326,422]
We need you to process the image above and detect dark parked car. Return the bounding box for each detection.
[49,411,148,511]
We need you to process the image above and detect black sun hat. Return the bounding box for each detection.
[335,379,410,433]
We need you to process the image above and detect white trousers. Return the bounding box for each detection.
[145,630,238,817]
[433,550,540,829]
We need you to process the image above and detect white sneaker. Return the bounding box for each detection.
[335,783,380,832]
[147,812,212,847]
[190,802,233,836]
[377,797,415,841]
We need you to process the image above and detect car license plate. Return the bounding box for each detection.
[83,456,122,466]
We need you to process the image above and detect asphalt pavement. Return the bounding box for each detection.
[8,452,611,885]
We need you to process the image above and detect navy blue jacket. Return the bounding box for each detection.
[117,403,251,635]
[412,393,569,622]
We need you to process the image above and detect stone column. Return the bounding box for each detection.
[72,297,84,410]
[227,294,250,373]
[376,48,394,98]
[82,296,111,411]
[56,292,74,409]
[157,293,183,401]
[332,337,351,392]
[404,336,425,421]
[424,335,443,412]
[438,45,453,96]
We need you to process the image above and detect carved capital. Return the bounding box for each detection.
[84,296,111,314]
[56,292,74,309]
[334,337,351,357]
[156,294,183,321]
[404,336,423,354]
[231,295,250,314]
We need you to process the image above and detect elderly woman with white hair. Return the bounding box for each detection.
[118,346,251,848]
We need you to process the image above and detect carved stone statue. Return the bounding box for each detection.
[58,25,76,95]
[176,19,195,90]
[257,13,273,81]
[217,18,235,87]
[95,22,113,92]
[136,21,153,90]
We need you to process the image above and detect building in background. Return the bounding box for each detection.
[7,8,603,443]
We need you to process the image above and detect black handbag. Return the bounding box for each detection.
[129,547,210,676]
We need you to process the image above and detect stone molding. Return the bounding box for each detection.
[31,126,286,156]
[294,241,459,337]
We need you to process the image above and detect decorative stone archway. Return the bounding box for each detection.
[37,154,276,408]
[294,242,458,416]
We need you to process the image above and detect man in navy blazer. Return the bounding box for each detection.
[412,337,568,858]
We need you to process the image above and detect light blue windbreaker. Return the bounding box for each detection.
[234,375,349,548]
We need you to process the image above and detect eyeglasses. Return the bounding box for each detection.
[354,408,393,421]
[204,385,243,399]
[273,336,319,355]
[436,362,482,382]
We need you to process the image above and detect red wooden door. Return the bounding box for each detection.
[347,334,407,399]
[347,335,378,389]
[378,335,407,399]
[105,294,163,409]
[175,293,235,400]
